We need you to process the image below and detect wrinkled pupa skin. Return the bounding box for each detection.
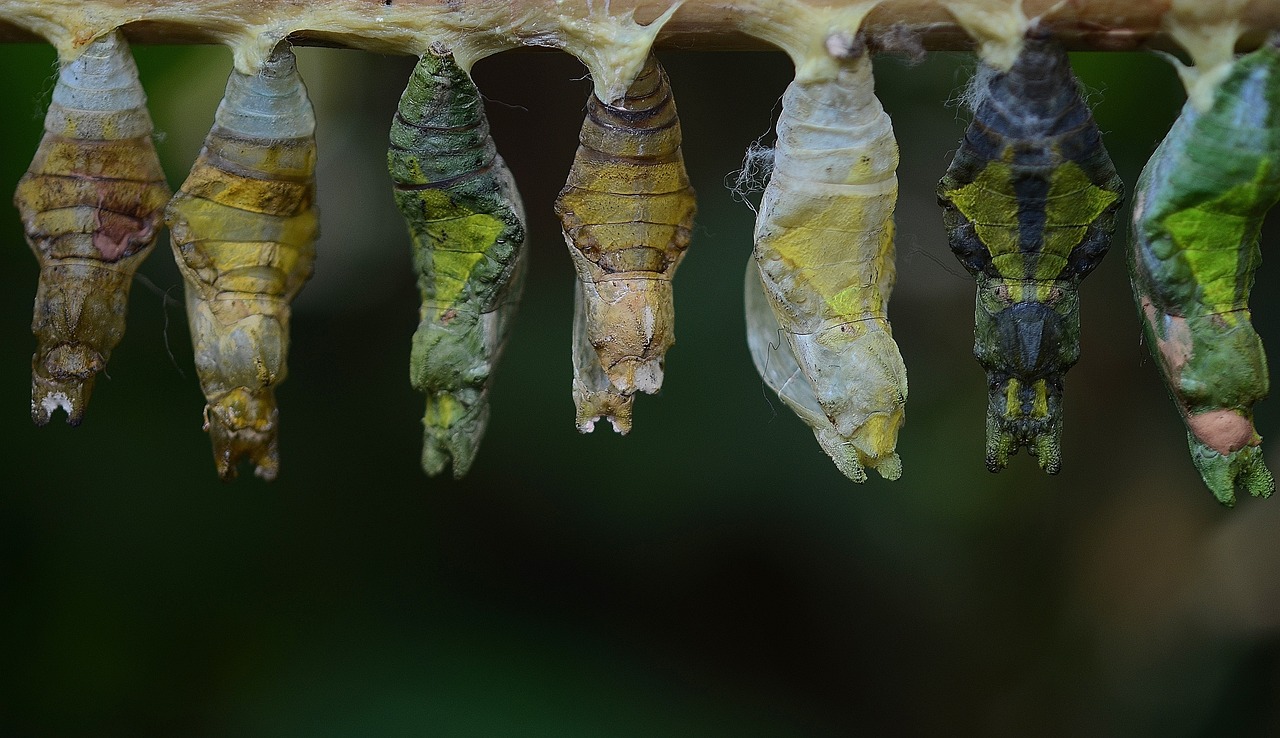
[166,46,318,482]
[14,30,171,426]
[1130,36,1280,506]
[572,279,633,434]
[745,259,870,480]
[555,53,696,432]
[938,33,1123,474]
[388,51,529,478]
[750,44,906,483]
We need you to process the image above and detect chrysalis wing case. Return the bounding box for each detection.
[938,31,1123,475]
[166,45,318,482]
[745,258,870,480]
[14,30,171,426]
[749,40,906,483]
[388,50,529,478]
[1130,35,1280,506]
[555,53,696,433]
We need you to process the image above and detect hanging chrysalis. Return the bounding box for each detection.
[554,53,696,432]
[749,37,906,483]
[1130,35,1280,506]
[14,30,171,426]
[388,50,529,478]
[937,31,1123,474]
[166,45,318,482]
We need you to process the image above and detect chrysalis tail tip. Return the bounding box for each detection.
[210,437,280,483]
[874,453,903,482]
[1188,435,1275,507]
[31,382,89,427]
[420,394,487,479]
[833,455,868,484]
[984,400,1064,475]
[573,388,634,436]
[420,439,474,480]
[204,389,280,483]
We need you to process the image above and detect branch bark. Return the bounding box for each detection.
[0,0,1277,55]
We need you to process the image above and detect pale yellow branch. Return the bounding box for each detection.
[0,0,1277,61]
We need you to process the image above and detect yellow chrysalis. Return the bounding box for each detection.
[14,30,171,426]
[166,45,319,481]
[555,53,696,432]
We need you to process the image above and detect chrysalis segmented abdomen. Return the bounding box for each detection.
[1130,36,1280,505]
[750,50,906,483]
[14,30,171,426]
[388,50,529,478]
[555,53,696,433]
[937,33,1123,474]
[166,45,318,482]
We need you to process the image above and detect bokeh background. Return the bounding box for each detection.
[1,33,1278,736]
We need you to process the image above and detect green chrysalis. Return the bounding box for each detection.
[938,31,1123,474]
[1130,35,1280,506]
[388,49,529,479]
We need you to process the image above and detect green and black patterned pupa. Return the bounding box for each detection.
[938,30,1123,474]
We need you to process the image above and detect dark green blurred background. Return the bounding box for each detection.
[1,39,1278,736]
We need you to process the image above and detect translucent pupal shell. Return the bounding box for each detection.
[554,53,696,431]
[1130,36,1280,505]
[14,30,171,426]
[388,51,529,478]
[937,34,1123,474]
[744,259,891,482]
[750,50,906,483]
[166,45,318,482]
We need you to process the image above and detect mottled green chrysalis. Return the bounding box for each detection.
[388,49,528,479]
[1130,35,1280,506]
[938,31,1123,474]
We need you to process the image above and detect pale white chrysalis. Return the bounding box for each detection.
[748,43,907,482]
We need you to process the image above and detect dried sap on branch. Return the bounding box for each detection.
[14,30,171,425]
[555,54,696,433]
[748,46,906,483]
[166,46,318,482]
[388,51,528,478]
[1130,36,1280,506]
[937,33,1123,474]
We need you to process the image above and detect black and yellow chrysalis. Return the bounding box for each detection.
[938,31,1123,474]
[14,30,171,425]
[388,49,529,478]
[555,53,696,433]
[166,45,319,481]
